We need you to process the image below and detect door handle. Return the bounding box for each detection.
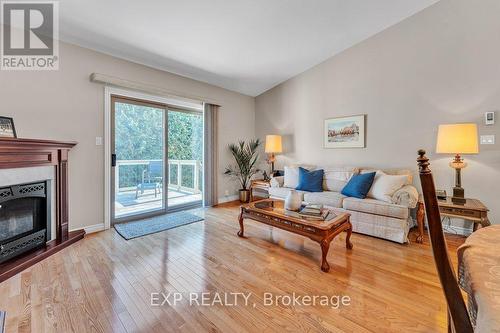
[111,154,117,167]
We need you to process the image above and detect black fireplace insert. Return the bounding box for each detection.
[0,181,51,263]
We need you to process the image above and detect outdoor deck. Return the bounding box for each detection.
[114,159,203,218]
[115,188,202,217]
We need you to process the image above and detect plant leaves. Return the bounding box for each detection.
[224,139,261,190]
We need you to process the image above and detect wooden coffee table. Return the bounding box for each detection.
[238,199,352,272]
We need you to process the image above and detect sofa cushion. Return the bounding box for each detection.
[303,191,346,208]
[321,166,359,192]
[283,165,315,189]
[367,171,408,203]
[361,168,413,185]
[341,172,376,199]
[342,197,409,219]
[268,187,306,201]
[296,167,324,192]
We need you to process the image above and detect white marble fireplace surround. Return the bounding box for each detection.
[0,166,56,241]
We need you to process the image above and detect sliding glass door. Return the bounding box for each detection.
[110,95,203,224]
[167,108,203,208]
[111,96,167,222]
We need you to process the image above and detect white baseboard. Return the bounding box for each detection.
[217,194,238,204]
[70,223,106,235]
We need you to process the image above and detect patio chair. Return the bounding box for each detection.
[136,161,163,199]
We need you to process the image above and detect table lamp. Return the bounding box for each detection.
[265,135,282,175]
[436,123,478,204]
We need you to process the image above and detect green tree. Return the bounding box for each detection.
[115,102,203,188]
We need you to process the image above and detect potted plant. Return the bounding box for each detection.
[224,139,261,203]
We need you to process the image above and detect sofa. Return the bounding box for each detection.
[269,166,419,243]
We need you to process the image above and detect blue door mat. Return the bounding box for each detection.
[114,211,204,240]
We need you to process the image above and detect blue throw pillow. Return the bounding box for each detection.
[296,167,324,192]
[341,172,376,199]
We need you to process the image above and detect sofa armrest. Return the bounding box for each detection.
[270,176,284,188]
[392,185,419,208]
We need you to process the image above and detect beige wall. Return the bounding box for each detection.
[1,0,498,233]
[255,0,500,229]
[0,42,255,231]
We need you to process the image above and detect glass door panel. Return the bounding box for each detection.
[111,96,167,222]
[167,109,203,208]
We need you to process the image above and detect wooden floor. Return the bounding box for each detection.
[0,202,466,333]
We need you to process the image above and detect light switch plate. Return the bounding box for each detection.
[480,135,495,145]
[95,137,103,146]
[485,111,495,125]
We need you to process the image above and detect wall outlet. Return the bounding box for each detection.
[224,190,229,196]
[95,137,103,146]
[480,135,495,145]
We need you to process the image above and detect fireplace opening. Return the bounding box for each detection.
[0,181,51,264]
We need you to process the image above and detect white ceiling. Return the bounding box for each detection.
[59,0,439,96]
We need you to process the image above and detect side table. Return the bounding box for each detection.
[415,196,490,243]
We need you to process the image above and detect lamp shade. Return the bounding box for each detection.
[265,135,282,153]
[436,123,479,154]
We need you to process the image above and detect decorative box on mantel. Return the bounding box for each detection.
[0,137,84,283]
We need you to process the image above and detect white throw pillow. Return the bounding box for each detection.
[367,171,408,203]
[321,167,359,192]
[283,165,315,188]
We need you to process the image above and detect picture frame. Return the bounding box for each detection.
[324,115,365,148]
[0,117,17,138]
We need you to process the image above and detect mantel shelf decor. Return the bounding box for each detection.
[0,137,84,283]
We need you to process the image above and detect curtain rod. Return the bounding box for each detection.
[89,73,221,107]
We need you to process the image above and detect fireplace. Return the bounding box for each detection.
[0,137,85,282]
[0,181,51,263]
[0,137,83,283]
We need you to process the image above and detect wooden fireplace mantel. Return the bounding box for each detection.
[0,137,84,283]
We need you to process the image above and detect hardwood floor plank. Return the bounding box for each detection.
[0,203,465,332]
[17,272,31,333]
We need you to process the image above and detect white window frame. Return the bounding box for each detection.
[103,86,203,230]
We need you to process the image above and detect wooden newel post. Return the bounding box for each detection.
[416,149,473,333]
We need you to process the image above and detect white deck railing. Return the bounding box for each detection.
[115,159,201,195]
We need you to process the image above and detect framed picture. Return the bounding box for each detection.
[324,115,365,148]
[0,117,16,138]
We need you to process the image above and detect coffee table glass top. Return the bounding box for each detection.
[245,199,349,230]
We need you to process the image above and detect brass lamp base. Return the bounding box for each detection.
[452,186,466,204]
[450,154,466,205]
[267,153,276,174]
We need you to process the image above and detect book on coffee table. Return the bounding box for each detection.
[293,205,335,221]
[300,204,323,215]
[299,209,330,221]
